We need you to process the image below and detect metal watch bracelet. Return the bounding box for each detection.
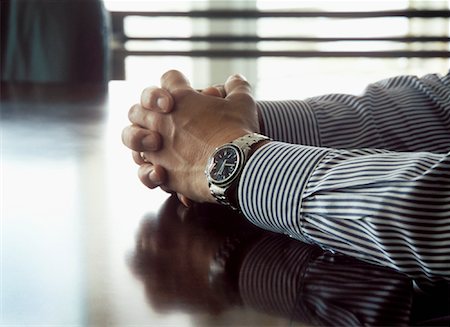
[208,133,271,210]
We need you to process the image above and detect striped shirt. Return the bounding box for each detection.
[239,71,450,286]
[239,234,413,326]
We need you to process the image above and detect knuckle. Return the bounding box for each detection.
[132,151,143,165]
[232,79,251,91]
[240,79,251,88]
[144,112,156,129]
[230,73,243,80]
[162,69,179,80]
[147,112,162,129]
[140,87,154,107]
[147,130,162,150]
[130,128,145,150]
[122,126,144,151]
[138,165,156,189]
[121,126,131,146]
[128,103,140,122]
[141,86,164,111]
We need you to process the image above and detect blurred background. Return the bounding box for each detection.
[104,0,450,98]
[2,0,449,97]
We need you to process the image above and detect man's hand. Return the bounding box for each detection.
[122,70,260,204]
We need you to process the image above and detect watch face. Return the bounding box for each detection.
[207,144,242,185]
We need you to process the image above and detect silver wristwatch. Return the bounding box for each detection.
[205,133,270,210]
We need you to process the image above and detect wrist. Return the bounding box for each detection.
[224,139,270,209]
[205,133,271,210]
[249,139,270,154]
[256,104,265,135]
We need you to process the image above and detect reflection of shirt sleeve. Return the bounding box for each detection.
[257,71,450,153]
[239,235,413,326]
[240,72,450,285]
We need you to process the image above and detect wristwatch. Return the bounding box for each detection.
[205,133,271,210]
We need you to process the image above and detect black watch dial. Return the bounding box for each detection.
[208,145,242,184]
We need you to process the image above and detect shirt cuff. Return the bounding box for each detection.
[238,141,330,242]
[257,100,321,146]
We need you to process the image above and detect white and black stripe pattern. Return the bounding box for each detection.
[239,234,413,326]
[239,71,450,284]
[257,72,450,153]
[240,142,330,243]
[239,235,313,318]
[302,149,450,284]
[257,100,322,146]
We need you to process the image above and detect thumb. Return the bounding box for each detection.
[224,74,254,105]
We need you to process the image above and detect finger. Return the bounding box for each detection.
[160,70,193,94]
[140,87,174,113]
[213,84,226,97]
[132,151,144,165]
[128,103,159,129]
[138,164,167,189]
[122,125,162,152]
[201,86,225,98]
[224,74,254,104]
[132,151,151,165]
[127,103,146,126]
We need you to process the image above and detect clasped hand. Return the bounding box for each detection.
[122,70,261,206]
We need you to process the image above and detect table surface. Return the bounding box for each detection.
[2,82,449,326]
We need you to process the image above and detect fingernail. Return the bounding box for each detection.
[149,170,162,185]
[156,96,169,112]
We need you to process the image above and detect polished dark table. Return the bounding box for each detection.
[2,83,449,326]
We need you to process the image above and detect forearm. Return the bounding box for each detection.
[257,71,450,153]
[257,100,321,146]
[238,142,450,283]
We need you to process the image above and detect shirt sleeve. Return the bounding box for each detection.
[239,234,413,326]
[257,71,450,153]
[238,143,450,286]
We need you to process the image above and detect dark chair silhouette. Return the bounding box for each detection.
[1,0,110,83]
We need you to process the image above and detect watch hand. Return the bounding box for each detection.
[218,161,226,175]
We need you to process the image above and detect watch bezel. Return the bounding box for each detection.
[206,144,244,186]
